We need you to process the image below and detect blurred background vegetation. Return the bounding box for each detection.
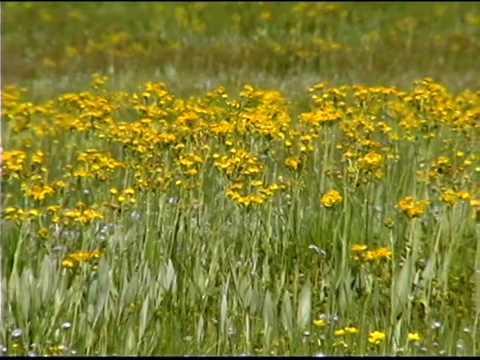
[3,2,480,100]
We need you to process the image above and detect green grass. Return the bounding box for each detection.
[3,2,480,99]
[2,1,480,356]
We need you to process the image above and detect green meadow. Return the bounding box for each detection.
[2,1,480,356]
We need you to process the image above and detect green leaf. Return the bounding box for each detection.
[39,255,54,305]
[139,294,150,340]
[297,281,311,329]
[394,257,412,319]
[19,269,32,324]
[95,257,110,322]
[220,292,228,334]
[197,315,205,345]
[165,258,177,292]
[281,290,293,333]
[263,290,275,328]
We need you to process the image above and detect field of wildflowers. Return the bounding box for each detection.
[2,2,480,356]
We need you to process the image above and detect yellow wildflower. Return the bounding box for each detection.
[407,332,421,341]
[37,227,49,239]
[28,209,41,217]
[440,189,458,205]
[345,326,359,334]
[370,247,392,260]
[368,330,386,345]
[124,187,135,195]
[70,251,91,262]
[320,190,343,208]
[61,258,77,268]
[398,196,429,219]
[383,217,395,228]
[470,199,480,207]
[313,319,328,327]
[285,156,302,171]
[351,244,368,252]
[458,191,470,200]
[362,152,383,169]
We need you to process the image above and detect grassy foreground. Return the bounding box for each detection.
[1,1,480,356]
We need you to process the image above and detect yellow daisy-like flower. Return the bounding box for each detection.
[361,151,383,169]
[345,326,359,334]
[351,244,367,252]
[313,319,328,327]
[368,330,386,345]
[369,247,392,260]
[383,216,395,229]
[470,199,480,207]
[398,196,429,219]
[285,156,302,171]
[408,332,421,341]
[440,189,458,205]
[320,190,343,208]
[61,258,77,268]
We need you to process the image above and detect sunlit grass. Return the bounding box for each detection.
[2,1,480,356]
[3,2,480,99]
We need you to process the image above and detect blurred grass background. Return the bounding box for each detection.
[2,1,480,356]
[3,2,480,100]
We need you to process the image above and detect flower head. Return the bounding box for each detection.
[320,190,343,208]
[313,319,328,327]
[351,244,368,252]
[368,330,386,345]
[398,196,429,219]
[361,151,383,169]
[285,156,302,171]
[345,326,359,334]
[408,332,421,342]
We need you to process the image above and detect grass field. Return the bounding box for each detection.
[2,1,480,356]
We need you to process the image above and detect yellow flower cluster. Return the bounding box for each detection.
[61,249,105,269]
[439,188,470,205]
[368,330,386,345]
[320,190,343,208]
[351,245,392,261]
[226,182,287,207]
[334,326,359,335]
[109,187,136,207]
[398,196,430,219]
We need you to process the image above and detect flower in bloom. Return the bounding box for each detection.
[383,216,395,228]
[345,326,358,334]
[351,244,368,252]
[368,330,386,345]
[320,190,343,208]
[471,198,480,222]
[61,258,77,268]
[313,319,328,327]
[363,247,392,261]
[398,196,429,219]
[333,326,359,336]
[407,332,421,341]
[440,189,459,205]
[285,156,302,171]
[61,249,105,268]
[361,151,383,169]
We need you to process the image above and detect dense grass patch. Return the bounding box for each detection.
[2,2,480,356]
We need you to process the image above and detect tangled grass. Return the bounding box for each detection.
[1,1,480,356]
